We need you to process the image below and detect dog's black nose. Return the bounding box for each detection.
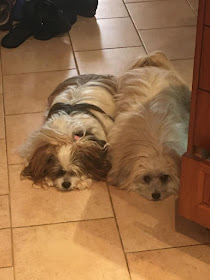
[62,181,71,189]
[152,192,161,200]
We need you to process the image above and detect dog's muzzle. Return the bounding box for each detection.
[152,192,161,200]
[62,181,71,190]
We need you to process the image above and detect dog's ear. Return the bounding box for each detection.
[107,163,131,188]
[163,146,181,164]
[88,136,107,149]
[75,142,111,181]
[21,144,54,183]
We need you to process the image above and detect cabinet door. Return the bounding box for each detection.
[178,0,210,228]
[193,90,210,151]
[179,155,210,228]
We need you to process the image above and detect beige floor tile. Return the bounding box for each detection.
[76,46,146,75]
[0,95,5,139]
[0,229,12,267]
[188,0,199,10]
[0,195,10,229]
[6,113,43,164]
[124,0,173,2]
[13,219,130,280]
[0,63,2,95]
[1,37,75,75]
[9,164,113,227]
[127,0,196,29]
[0,140,8,195]
[127,245,210,280]
[172,59,194,89]
[110,187,210,252]
[0,267,14,280]
[70,17,141,51]
[140,26,196,60]
[96,0,128,18]
[4,69,78,115]
[124,0,141,2]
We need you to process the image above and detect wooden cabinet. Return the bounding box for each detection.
[178,0,210,228]
[204,0,210,25]
[199,27,210,90]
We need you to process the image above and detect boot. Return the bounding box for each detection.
[76,0,98,17]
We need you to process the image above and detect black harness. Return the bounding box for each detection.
[47,102,114,132]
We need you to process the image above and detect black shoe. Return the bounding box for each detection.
[33,0,74,40]
[76,0,98,17]
[1,21,33,48]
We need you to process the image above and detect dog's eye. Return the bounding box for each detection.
[57,169,66,177]
[143,175,151,183]
[69,170,76,176]
[160,174,169,183]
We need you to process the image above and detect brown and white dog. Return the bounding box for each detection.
[20,74,117,191]
[108,52,191,201]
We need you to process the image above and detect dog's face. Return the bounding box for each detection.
[21,136,111,191]
[133,150,181,201]
[109,145,181,201]
[134,156,180,201]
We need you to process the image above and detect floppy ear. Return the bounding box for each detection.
[88,136,107,148]
[74,141,111,181]
[107,162,132,188]
[21,144,54,183]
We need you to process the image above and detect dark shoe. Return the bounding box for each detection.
[76,0,98,17]
[0,0,16,30]
[13,0,25,21]
[1,21,33,48]
[33,1,74,41]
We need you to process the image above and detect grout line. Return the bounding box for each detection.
[68,32,80,75]
[170,56,195,60]
[107,186,132,280]
[0,265,13,269]
[121,0,148,54]
[137,24,196,31]
[5,111,44,117]
[124,0,198,12]
[12,216,115,230]
[0,226,11,231]
[90,16,130,21]
[0,193,9,197]
[0,49,16,280]
[186,0,199,16]
[75,45,144,53]
[170,58,194,62]
[126,243,210,255]
[96,16,130,20]
[6,163,23,166]
[2,68,78,77]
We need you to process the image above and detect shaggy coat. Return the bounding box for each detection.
[20,74,117,191]
[108,52,191,200]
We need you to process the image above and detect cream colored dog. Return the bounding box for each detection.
[108,52,191,201]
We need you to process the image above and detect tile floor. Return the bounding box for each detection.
[0,0,210,279]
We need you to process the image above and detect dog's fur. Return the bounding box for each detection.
[108,52,191,200]
[20,74,117,191]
